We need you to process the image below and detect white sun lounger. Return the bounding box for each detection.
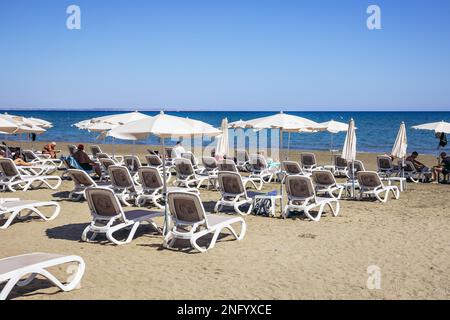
[173,158,210,189]
[283,175,340,221]
[217,159,263,190]
[248,154,274,183]
[164,191,246,253]
[0,252,85,300]
[0,199,60,229]
[108,165,143,206]
[215,171,254,215]
[67,169,111,201]
[356,171,400,203]
[135,167,198,209]
[22,149,63,169]
[311,170,345,199]
[82,187,163,245]
[0,158,62,192]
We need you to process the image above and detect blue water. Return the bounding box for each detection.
[2,110,450,155]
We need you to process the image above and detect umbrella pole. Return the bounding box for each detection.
[287,132,291,161]
[330,133,334,164]
[352,161,355,199]
[161,137,169,236]
[279,128,284,213]
[112,137,116,159]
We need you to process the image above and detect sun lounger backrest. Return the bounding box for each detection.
[167,191,206,224]
[0,158,19,177]
[22,150,37,162]
[202,156,217,171]
[99,158,115,171]
[348,160,365,173]
[218,171,245,195]
[96,153,109,160]
[217,159,237,172]
[68,169,96,187]
[90,145,102,157]
[377,156,393,170]
[249,154,267,171]
[124,156,141,172]
[138,167,163,190]
[404,161,416,172]
[85,187,123,219]
[356,171,382,189]
[145,155,162,167]
[282,161,302,175]
[285,175,315,199]
[182,152,197,166]
[312,170,336,187]
[300,153,316,166]
[236,150,249,164]
[109,165,135,190]
[175,158,195,177]
[334,155,347,168]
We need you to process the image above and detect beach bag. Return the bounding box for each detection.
[252,190,278,216]
[253,198,271,216]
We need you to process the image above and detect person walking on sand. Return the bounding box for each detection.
[73,144,102,177]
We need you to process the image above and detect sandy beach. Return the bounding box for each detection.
[1,141,449,300]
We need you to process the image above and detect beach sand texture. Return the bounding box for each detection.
[1,141,449,300]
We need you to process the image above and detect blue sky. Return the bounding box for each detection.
[0,0,449,111]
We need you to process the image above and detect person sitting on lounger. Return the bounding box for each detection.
[42,142,60,159]
[73,144,101,177]
[0,150,31,166]
[432,152,450,183]
[406,151,429,173]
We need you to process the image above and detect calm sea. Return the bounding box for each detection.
[2,110,449,156]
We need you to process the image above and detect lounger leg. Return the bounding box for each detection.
[0,275,22,300]
[224,220,247,241]
[304,203,323,222]
[107,222,140,245]
[214,201,222,213]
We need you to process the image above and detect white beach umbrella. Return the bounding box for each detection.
[228,119,248,129]
[342,118,357,197]
[74,111,151,132]
[412,121,450,134]
[0,118,18,134]
[391,122,408,177]
[320,120,350,134]
[215,118,230,158]
[320,119,355,163]
[108,111,221,235]
[245,111,325,161]
[0,114,47,134]
[391,122,408,159]
[27,117,53,129]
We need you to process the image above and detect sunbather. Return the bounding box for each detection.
[0,150,31,167]
[42,141,60,159]
[432,152,450,182]
[406,152,429,173]
[73,144,101,177]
